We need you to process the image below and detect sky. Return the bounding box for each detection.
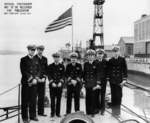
[0,0,149,56]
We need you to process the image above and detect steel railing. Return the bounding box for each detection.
[0,84,21,122]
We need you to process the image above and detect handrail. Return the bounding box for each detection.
[0,80,149,123]
[0,83,21,122]
[125,81,150,93]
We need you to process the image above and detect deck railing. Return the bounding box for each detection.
[0,81,149,123]
[0,84,21,122]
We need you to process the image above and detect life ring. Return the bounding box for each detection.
[60,111,94,123]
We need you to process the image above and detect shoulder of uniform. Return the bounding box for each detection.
[21,55,28,60]
[84,62,89,65]
[119,56,125,60]
[84,61,87,64]
[109,57,114,60]
[43,56,47,59]
[34,54,38,57]
[76,62,81,66]
[49,63,54,66]
[94,60,98,64]
[66,63,71,67]
[33,56,39,60]
[59,63,64,66]
[103,59,108,62]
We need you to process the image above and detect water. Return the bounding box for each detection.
[0,54,22,107]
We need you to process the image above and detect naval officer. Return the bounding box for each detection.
[35,45,48,116]
[65,52,82,114]
[108,46,128,116]
[83,49,100,117]
[95,49,108,115]
[20,45,40,122]
[47,52,65,117]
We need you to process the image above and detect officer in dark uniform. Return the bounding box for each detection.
[95,49,108,115]
[108,46,127,116]
[20,45,40,123]
[83,49,100,117]
[65,52,82,115]
[47,52,65,117]
[35,45,48,116]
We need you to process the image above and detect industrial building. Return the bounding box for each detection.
[118,37,134,57]
[134,14,150,57]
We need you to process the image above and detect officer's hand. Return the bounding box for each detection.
[93,85,101,90]
[37,78,42,82]
[52,83,57,88]
[71,80,77,86]
[76,77,81,82]
[41,78,45,82]
[120,80,127,87]
[58,82,62,87]
[32,79,37,85]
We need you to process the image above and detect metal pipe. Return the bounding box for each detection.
[18,84,21,123]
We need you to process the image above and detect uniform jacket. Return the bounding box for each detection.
[95,59,108,82]
[65,62,82,84]
[83,61,97,88]
[35,55,48,79]
[108,56,128,84]
[20,55,41,85]
[47,62,65,85]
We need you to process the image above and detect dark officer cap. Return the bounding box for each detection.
[96,48,105,54]
[37,45,45,50]
[112,46,120,52]
[52,52,60,58]
[86,49,96,56]
[27,44,36,50]
[69,52,78,58]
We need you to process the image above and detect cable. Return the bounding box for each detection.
[0,84,20,96]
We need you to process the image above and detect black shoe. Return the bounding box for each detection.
[56,114,61,117]
[23,119,29,123]
[64,113,69,116]
[39,114,47,117]
[50,114,55,118]
[101,110,105,115]
[30,117,39,121]
[94,109,99,114]
[112,114,120,118]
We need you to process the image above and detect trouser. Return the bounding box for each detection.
[21,84,37,120]
[100,80,107,112]
[93,89,101,113]
[110,83,122,115]
[85,88,95,115]
[49,86,62,116]
[37,82,45,115]
[66,84,80,114]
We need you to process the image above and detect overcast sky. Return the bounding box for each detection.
[0,0,149,55]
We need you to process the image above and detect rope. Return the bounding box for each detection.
[121,104,150,123]
[0,84,20,96]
